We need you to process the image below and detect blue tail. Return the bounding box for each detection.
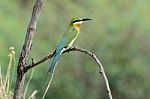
[48,38,66,72]
[45,38,66,81]
[48,48,63,73]
[45,48,63,81]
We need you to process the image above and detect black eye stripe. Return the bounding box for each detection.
[73,20,82,23]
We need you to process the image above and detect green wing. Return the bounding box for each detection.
[63,27,79,47]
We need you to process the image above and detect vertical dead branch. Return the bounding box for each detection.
[13,0,45,99]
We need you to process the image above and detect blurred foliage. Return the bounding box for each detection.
[0,47,38,99]
[0,0,150,99]
[0,47,15,99]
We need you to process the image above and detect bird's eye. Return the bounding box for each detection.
[73,20,79,23]
[73,20,76,23]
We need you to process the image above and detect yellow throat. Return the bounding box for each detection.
[73,21,82,31]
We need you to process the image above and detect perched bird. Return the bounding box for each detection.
[47,18,91,75]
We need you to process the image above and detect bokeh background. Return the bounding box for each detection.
[0,0,150,99]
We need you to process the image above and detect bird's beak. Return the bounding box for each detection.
[81,18,92,21]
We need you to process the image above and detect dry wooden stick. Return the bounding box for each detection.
[13,0,45,99]
[25,47,113,99]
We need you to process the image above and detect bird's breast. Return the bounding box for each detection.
[68,36,78,47]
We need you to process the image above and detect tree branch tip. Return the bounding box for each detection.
[32,58,36,64]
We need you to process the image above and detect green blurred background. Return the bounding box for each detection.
[0,0,150,99]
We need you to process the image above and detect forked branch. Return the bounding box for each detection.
[13,0,45,99]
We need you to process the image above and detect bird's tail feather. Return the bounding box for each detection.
[44,49,63,81]
[44,70,50,81]
[48,48,63,73]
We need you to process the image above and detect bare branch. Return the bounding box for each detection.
[66,47,113,99]
[25,53,53,72]
[25,47,113,99]
[13,0,45,99]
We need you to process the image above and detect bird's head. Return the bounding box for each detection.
[70,18,91,31]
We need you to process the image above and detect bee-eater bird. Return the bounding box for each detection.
[47,18,91,74]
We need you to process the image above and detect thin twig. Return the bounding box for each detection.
[25,46,113,99]
[23,69,35,99]
[25,53,53,72]
[10,55,16,88]
[42,72,54,99]
[28,90,39,99]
